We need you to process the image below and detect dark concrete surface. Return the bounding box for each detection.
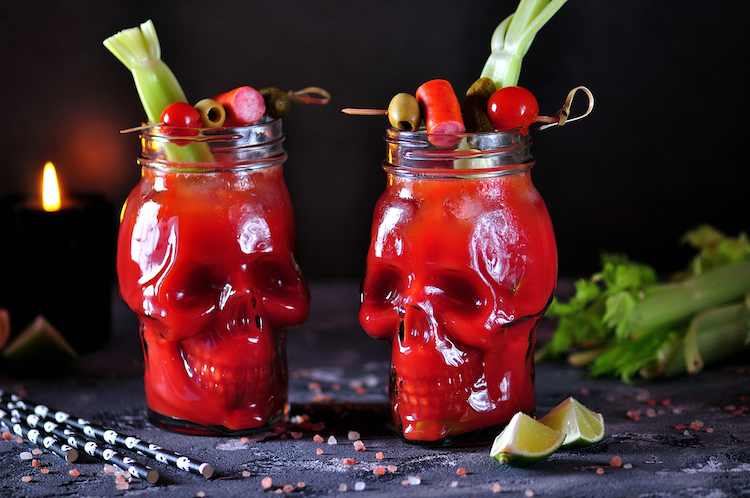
[1,280,749,497]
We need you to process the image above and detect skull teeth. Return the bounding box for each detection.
[182,352,274,401]
[396,376,472,419]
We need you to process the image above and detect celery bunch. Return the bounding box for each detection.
[480,0,567,89]
[540,225,750,382]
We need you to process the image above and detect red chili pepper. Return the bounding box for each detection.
[213,86,266,126]
[415,79,465,145]
[487,86,539,131]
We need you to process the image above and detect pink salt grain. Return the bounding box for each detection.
[316,448,324,455]
[348,430,361,440]
[282,484,294,492]
[40,468,49,475]
[343,458,357,465]
[596,467,604,474]
[31,459,41,467]
[31,448,43,456]
[610,456,623,467]
[242,470,251,477]
[376,451,384,460]
[69,469,80,477]
[374,466,386,475]
[456,468,467,475]
[353,440,366,451]
[261,476,273,489]
[21,476,32,483]
[387,465,398,473]
[492,483,502,493]
[313,434,325,443]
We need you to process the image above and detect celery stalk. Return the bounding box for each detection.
[480,0,567,89]
[621,260,750,338]
[640,300,750,379]
[104,20,213,163]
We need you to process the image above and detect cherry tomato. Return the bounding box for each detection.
[160,102,202,128]
[487,86,539,131]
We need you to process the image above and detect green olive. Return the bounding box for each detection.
[259,87,291,118]
[462,77,496,132]
[387,93,421,131]
[194,98,226,127]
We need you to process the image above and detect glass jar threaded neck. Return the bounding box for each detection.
[384,128,533,179]
[139,117,287,173]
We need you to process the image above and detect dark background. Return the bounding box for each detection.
[1,1,747,281]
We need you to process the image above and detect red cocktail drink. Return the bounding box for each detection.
[118,120,309,435]
[360,128,557,444]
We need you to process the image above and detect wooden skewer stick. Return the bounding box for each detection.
[342,107,559,124]
[341,108,388,116]
[120,122,164,134]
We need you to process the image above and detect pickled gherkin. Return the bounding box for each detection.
[462,77,496,132]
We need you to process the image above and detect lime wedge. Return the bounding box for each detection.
[490,412,565,466]
[2,315,77,372]
[0,309,9,350]
[539,397,605,448]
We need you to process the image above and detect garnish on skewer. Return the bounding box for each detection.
[341,85,593,132]
[118,86,331,133]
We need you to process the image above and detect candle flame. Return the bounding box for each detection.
[42,162,61,212]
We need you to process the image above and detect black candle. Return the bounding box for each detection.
[0,166,114,354]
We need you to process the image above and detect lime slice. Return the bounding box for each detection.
[490,412,565,466]
[0,309,9,350]
[539,397,605,448]
[2,315,77,371]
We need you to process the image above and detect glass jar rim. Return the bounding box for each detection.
[139,117,287,172]
[383,127,534,178]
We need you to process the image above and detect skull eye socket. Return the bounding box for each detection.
[250,258,304,296]
[364,265,404,310]
[430,272,485,316]
[165,264,224,313]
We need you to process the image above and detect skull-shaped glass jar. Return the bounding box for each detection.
[117,118,310,435]
[359,127,557,445]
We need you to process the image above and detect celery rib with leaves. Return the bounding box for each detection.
[104,20,212,163]
[541,225,750,382]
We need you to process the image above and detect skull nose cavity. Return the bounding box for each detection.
[400,305,434,347]
[222,292,263,337]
